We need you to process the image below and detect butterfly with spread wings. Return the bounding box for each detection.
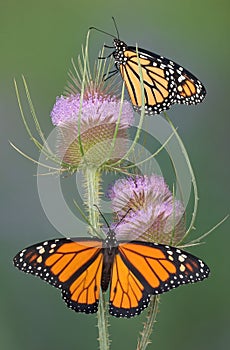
[13,227,210,318]
[91,19,206,115]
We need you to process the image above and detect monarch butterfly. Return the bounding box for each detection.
[13,227,210,318]
[91,18,206,115]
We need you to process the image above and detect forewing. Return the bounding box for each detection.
[13,237,103,314]
[119,241,210,294]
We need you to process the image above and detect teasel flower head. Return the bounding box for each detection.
[107,174,186,245]
[50,52,134,171]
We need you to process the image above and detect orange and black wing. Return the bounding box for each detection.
[119,46,206,115]
[13,237,103,314]
[109,241,210,318]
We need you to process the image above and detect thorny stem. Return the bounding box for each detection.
[137,296,160,350]
[84,166,101,235]
[84,166,110,350]
[98,290,110,350]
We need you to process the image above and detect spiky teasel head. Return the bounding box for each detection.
[107,174,186,245]
[50,47,134,171]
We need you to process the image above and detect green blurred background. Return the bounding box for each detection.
[1,1,229,349]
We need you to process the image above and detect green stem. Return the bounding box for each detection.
[84,166,110,350]
[137,296,160,350]
[163,113,199,242]
[98,290,110,350]
[84,166,100,235]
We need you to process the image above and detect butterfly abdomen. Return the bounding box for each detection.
[101,247,117,292]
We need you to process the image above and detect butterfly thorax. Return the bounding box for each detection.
[113,39,127,66]
[101,229,119,292]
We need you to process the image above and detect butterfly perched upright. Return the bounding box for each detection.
[90,18,206,115]
[13,226,210,318]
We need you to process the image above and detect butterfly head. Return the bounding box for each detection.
[114,38,126,50]
[104,227,118,250]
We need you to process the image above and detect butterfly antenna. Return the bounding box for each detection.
[93,204,110,229]
[112,17,120,39]
[93,205,132,230]
[114,208,132,229]
[89,26,116,39]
